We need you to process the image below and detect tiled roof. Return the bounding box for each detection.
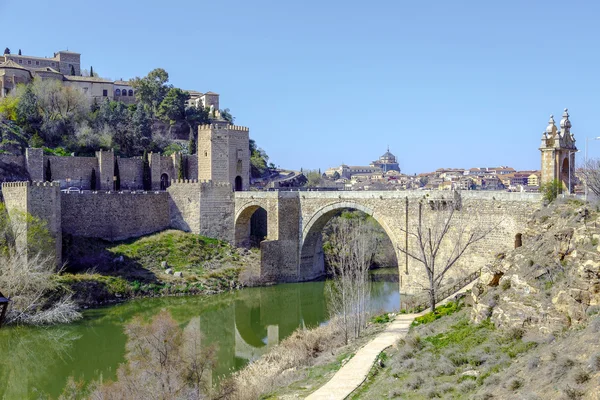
[0,59,29,70]
[63,75,113,83]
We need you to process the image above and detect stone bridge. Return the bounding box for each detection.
[233,190,541,292]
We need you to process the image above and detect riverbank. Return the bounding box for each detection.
[54,230,262,309]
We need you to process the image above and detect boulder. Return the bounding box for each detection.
[165,268,173,275]
[161,261,168,269]
[174,271,183,278]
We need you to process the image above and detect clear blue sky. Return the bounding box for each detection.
[2,0,599,174]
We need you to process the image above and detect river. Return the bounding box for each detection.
[0,279,401,399]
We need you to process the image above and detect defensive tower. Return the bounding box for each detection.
[197,123,250,191]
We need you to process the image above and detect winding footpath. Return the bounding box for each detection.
[305,282,477,400]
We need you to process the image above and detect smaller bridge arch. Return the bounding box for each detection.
[235,202,269,248]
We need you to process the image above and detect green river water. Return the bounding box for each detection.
[0,278,400,399]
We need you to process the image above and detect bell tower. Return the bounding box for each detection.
[539,109,577,191]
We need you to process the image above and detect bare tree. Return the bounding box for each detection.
[578,158,600,198]
[325,215,374,343]
[397,196,497,312]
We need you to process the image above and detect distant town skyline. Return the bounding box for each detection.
[2,0,600,173]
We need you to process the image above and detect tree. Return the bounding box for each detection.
[220,108,234,123]
[157,88,189,134]
[188,128,196,155]
[89,65,94,77]
[578,159,600,198]
[114,158,121,191]
[130,104,152,152]
[332,171,341,180]
[90,168,97,191]
[130,68,171,113]
[70,65,75,76]
[18,49,21,56]
[16,84,41,137]
[540,179,563,203]
[397,196,497,312]
[324,215,373,344]
[45,159,52,182]
[184,105,209,141]
[3,48,9,55]
[178,153,184,180]
[142,150,151,190]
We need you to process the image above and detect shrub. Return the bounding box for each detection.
[541,179,563,203]
[501,279,512,291]
[572,369,589,384]
[508,378,523,390]
[371,313,391,324]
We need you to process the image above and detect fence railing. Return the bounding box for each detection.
[400,268,482,313]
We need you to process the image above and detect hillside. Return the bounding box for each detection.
[314,199,600,399]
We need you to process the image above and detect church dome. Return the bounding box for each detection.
[379,148,397,163]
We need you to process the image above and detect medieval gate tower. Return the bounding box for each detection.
[539,109,577,191]
[197,123,250,191]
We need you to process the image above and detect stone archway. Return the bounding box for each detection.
[235,204,268,248]
[299,202,399,281]
[160,173,170,190]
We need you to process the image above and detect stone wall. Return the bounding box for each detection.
[117,157,143,190]
[61,192,170,241]
[199,181,235,242]
[167,180,201,233]
[45,155,98,189]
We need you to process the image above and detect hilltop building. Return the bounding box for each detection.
[370,147,401,173]
[325,148,401,179]
[0,49,220,108]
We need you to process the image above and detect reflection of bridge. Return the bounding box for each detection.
[181,282,328,378]
[233,190,540,292]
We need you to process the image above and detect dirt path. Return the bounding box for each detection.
[305,282,476,400]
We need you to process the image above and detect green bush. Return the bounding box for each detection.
[540,179,563,203]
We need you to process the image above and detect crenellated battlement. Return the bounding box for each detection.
[198,124,249,132]
[1,181,61,188]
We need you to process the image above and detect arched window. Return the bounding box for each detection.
[128,89,134,96]
[121,89,126,96]
[235,176,243,191]
[115,89,121,96]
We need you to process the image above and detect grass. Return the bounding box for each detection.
[108,230,238,273]
[412,301,462,326]
[59,230,257,306]
[352,309,539,399]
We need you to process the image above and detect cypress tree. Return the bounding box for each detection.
[3,48,9,55]
[188,129,196,155]
[114,158,121,191]
[90,168,97,191]
[18,49,21,56]
[142,150,151,191]
[90,65,94,77]
[178,153,184,180]
[45,159,52,182]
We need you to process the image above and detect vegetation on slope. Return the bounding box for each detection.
[60,230,260,306]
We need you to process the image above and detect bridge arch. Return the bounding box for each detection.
[235,202,268,248]
[299,201,399,281]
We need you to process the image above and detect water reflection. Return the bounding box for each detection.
[0,281,400,399]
